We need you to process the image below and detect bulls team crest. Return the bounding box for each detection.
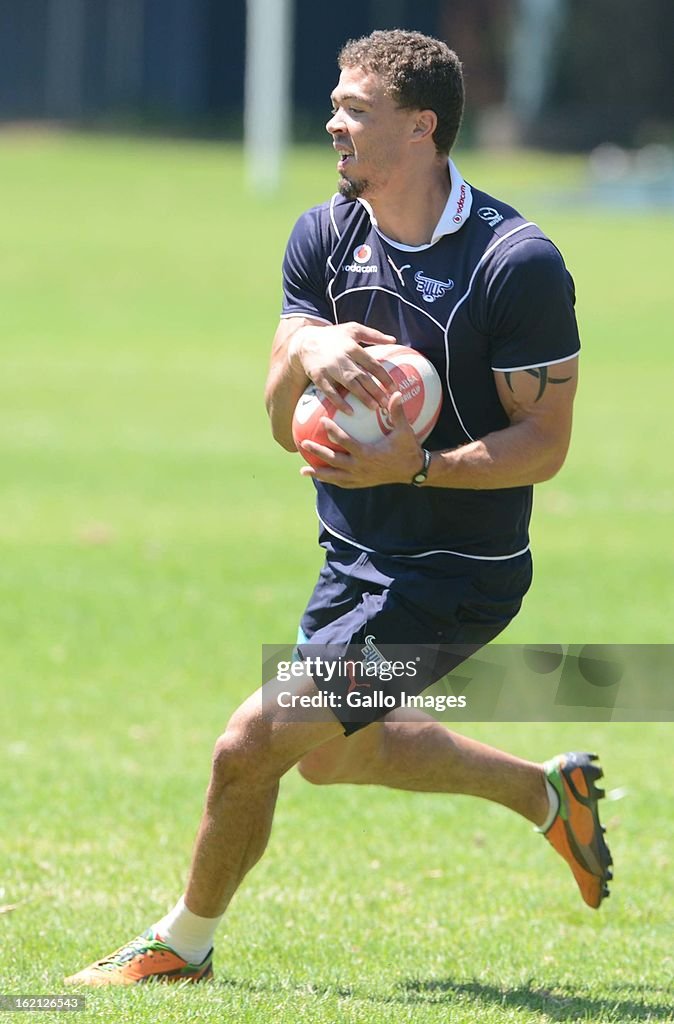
[414,271,454,303]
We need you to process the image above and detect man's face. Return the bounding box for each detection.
[326,67,416,200]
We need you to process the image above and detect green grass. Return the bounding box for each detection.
[0,135,672,1022]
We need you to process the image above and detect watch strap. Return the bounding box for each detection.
[411,448,432,486]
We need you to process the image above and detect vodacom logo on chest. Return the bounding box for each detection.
[343,243,378,274]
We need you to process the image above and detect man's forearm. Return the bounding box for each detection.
[264,324,313,451]
[265,359,310,451]
[425,418,570,490]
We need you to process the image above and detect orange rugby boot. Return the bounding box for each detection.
[64,930,213,986]
[541,751,613,909]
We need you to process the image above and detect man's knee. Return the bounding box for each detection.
[210,691,340,791]
[211,715,278,791]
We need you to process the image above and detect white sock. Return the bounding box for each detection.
[152,896,223,964]
[535,778,560,833]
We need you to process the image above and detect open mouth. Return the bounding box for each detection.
[335,148,354,172]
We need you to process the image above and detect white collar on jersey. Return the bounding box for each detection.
[357,158,472,252]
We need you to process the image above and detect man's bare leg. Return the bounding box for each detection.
[298,710,549,825]
[297,711,613,908]
[65,684,608,984]
[184,681,343,918]
[64,671,344,984]
[182,679,344,913]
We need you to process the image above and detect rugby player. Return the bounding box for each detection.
[66,29,612,987]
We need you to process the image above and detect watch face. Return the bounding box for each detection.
[412,450,430,485]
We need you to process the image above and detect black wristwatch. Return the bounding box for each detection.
[411,448,432,487]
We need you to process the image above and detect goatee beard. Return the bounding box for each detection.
[338,175,368,200]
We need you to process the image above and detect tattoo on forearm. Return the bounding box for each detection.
[504,366,572,402]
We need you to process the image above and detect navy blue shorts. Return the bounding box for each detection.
[298,543,533,734]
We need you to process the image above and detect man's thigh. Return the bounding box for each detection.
[227,670,346,780]
[297,706,436,784]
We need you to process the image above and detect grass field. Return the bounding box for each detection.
[1,134,672,1023]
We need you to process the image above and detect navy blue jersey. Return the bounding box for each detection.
[281,160,580,561]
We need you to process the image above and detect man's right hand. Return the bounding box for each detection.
[287,321,398,413]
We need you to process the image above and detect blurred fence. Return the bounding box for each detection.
[0,0,672,149]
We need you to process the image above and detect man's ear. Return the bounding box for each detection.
[411,109,438,143]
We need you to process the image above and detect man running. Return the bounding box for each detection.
[66,30,611,987]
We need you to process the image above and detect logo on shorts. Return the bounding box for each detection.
[414,271,454,303]
[345,634,388,694]
[361,634,388,668]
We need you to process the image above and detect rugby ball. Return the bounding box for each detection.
[292,344,442,469]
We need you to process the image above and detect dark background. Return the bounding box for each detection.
[1,0,672,150]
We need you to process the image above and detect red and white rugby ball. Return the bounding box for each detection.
[292,344,442,469]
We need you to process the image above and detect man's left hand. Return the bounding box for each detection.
[299,391,426,488]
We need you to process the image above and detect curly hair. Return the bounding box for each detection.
[338,30,464,155]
